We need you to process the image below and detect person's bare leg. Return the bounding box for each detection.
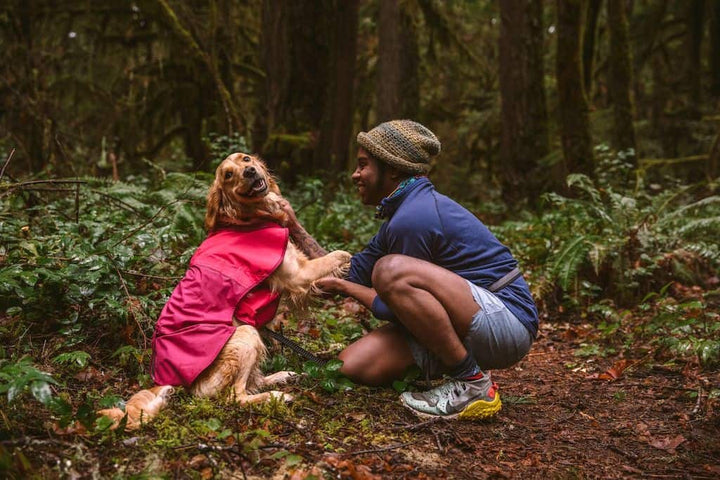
[371,254,480,369]
[338,323,415,385]
[371,255,502,419]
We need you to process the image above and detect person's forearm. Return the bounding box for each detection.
[289,224,327,259]
[333,279,377,311]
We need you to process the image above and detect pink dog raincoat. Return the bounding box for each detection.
[151,223,288,387]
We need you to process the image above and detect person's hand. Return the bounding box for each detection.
[315,276,344,294]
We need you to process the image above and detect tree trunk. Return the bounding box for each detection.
[711,0,720,97]
[557,0,594,180]
[582,0,602,97]
[498,0,549,204]
[607,0,637,159]
[684,0,704,109]
[314,0,359,173]
[376,0,420,122]
[154,0,242,133]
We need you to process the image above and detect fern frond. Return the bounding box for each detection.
[551,235,591,290]
[657,195,720,226]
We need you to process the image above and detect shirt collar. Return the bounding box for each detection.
[375,176,428,219]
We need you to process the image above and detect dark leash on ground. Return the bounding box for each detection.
[261,326,328,366]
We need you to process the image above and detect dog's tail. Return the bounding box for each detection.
[97,385,174,431]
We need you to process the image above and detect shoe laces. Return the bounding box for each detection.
[430,379,465,400]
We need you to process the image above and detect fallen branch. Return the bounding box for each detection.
[0,148,15,181]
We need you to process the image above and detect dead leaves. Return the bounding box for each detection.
[648,435,686,454]
[323,454,381,480]
[587,359,631,381]
[633,422,686,454]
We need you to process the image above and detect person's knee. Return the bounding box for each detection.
[372,254,409,296]
[338,349,374,385]
[338,348,394,386]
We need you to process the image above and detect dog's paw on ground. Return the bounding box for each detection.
[268,390,294,403]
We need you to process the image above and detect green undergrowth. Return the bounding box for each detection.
[1,143,719,476]
[494,146,720,366]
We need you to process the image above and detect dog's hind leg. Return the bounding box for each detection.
[260,371,297,387]
[228,327,294,404]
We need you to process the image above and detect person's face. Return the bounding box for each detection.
[351,148,396,206]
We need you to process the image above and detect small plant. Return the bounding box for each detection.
[302,359,353,393]
[643,290,720,369]
[52,350,91,369]
[0,357,57,404]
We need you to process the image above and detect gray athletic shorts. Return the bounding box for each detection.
[406,280,534,379]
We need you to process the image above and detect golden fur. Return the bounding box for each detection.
[99,153,351,430]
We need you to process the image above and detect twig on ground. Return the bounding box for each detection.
[113,264,148,350]
[607,443,639,459]
[0,148,15,181]
[691,383,704,416]
[389,417,444,431]
[348,441,416,456]
[432,429,444,453]
[121,270,181,281]
[110,199,181,248]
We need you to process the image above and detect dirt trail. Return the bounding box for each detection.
[303,321,720,479]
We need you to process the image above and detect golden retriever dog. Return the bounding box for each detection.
[99,153,351,430]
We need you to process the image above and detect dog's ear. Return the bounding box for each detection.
[269,177,281,195]
[205,180,222,231]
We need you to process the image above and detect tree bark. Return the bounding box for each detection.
[607,0,637,159]
[582,0,602,97]
[314,0,359,172]
[498,0,550,204]
[376,0,420,122]
[557,0,594,179]
[154,0,242,133]
[711,0,720,97]
[683,0,704,109]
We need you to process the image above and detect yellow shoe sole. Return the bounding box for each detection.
[457,392,502,420]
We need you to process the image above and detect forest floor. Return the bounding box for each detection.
[2,314,720,479]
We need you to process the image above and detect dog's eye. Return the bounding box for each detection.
[242,156,251,163]
[224,171,233,179]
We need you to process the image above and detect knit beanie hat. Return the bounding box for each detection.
[357,120,441,175]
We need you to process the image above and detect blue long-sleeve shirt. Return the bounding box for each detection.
[346,177,538,338]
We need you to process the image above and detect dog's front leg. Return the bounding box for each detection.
[296,250,352,286]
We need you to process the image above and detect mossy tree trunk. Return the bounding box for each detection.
[556,0,594,182]
[154,0,242,134]
[582,0,602,98]
[498,0,549,205]
[607,0,637,159]
[260,0,358,177]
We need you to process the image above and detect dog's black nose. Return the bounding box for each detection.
[243,166,256,178]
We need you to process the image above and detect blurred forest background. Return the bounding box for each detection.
[2,0,718,200]
[1,1,719,478]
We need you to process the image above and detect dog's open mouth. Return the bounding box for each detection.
[244,177,268,197]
